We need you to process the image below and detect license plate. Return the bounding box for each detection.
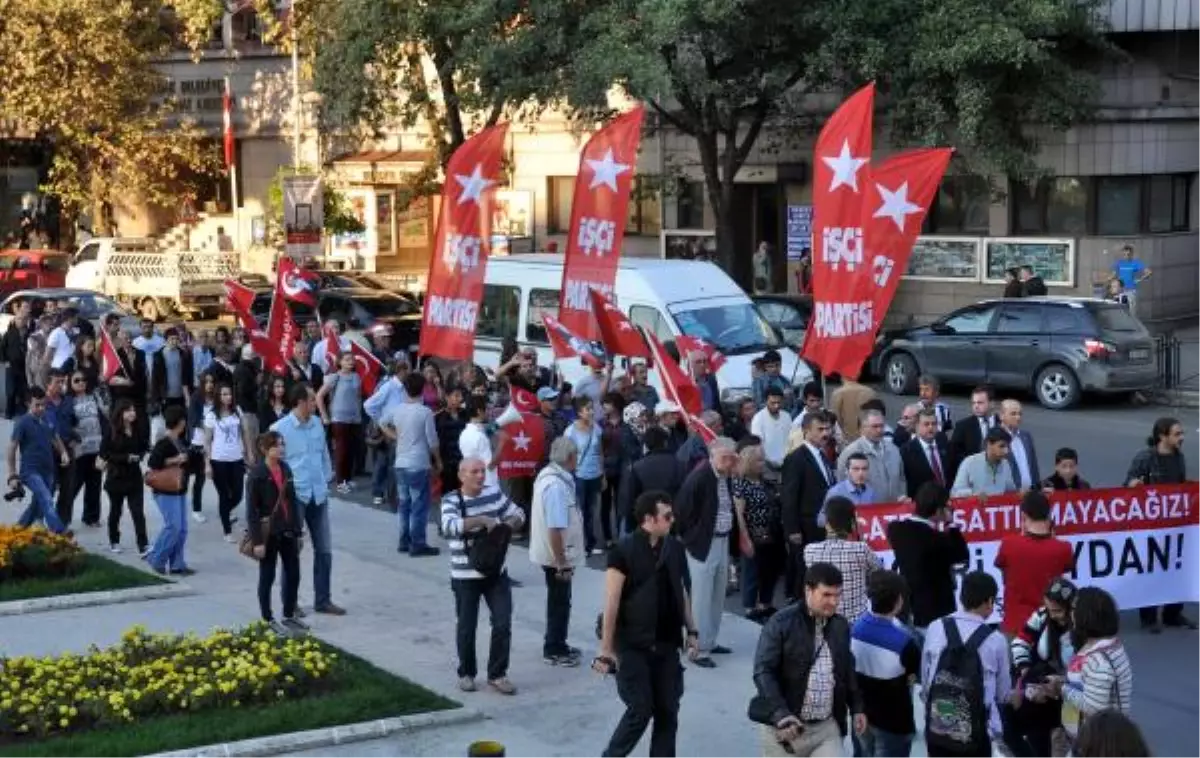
[1130,348,1150,361]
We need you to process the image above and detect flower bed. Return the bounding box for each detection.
[0,624,456,757]
[0,526,82,581]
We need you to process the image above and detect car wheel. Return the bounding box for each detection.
[139,298,160,322]
[885,353,919,395]
[1035,364,1080,410]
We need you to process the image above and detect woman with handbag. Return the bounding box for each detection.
[205,382,253,542]
[62,336,101,393]
[246,431,307,636]
[100,399,148,555]
[145,405,193,575]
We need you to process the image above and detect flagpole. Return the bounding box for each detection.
[224,75,240,251]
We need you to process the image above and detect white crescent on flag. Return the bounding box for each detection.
[281,271,313,299]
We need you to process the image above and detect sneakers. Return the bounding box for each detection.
[314,603,347,616]
[544,649,582,667]
[170,567,196,576]
[223,533,237,544]
[268,619,291,637]
[458,676,477,692]
[191,512,207,524]
[409,546,441,558]
[281,617,310,634]
[488,677,518,695]
[294,606,307,619]
[109,543,123,554]
[138,546,151,559]
[373,496,383,506]
[336,482,352,495]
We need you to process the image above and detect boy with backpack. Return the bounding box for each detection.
[920,571,1012,757]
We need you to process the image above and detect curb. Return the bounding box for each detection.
[149,706,486,757]
[0,581,195,617]
[1150,389,1200,409]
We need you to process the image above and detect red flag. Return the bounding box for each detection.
[801,83,875,375]
[223,278,258,331]
[277,257,320,307]
[689,414,718,445]
[674,335,727,374]
[223,77,235,170]
[322,321,341,371]
[419,124,510,361]
[99,328,123,382]
[267,275,299,370]
[496,411,546,480]
[559,107,646,339]
[249,328,286,374]
[642,328,702,417]
[510,385,539,413]
[350,340,384,396]
[589,289,650,359]
[543,314,606,368]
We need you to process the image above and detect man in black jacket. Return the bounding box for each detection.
[780,412,835,601]
[596,490,699,757]
[2,299,32,417]
[900,409,953,499]
[618,426,683,534]
[948,386,999,472]
[753,562,866,756]
[885,482,968,633]
[150,328,194,410]
[674,436,739,668]
[234,345,262,464]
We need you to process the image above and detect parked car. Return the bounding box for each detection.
[250,287,422,358]
[303,270,421,304]
[871,297,1158,410]
[0,250,70,296]
[0,288,141,337]
[752,294,812,348]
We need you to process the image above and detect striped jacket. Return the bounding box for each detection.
[440,484,525,580]
[1010,606,1074,673]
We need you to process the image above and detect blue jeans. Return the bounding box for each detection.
[148,492,189,572]
[301,498,332,608]
[860,726,912,757]
[396,467,431,551]
[574,475,602,552]
[18,471,65,533]
[371,443,396,500]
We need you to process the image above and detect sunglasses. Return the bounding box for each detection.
[71,378,86,385]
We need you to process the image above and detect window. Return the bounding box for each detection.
[41,256,68,272]
[676,180,706,229]
[904,239,980,280]
[627,178,661,236]
[477,284,520,341]
[1013,173,1194,236]
[924,175,991,235]
[943,305,998,334]
[1094,177,1141,236]
[1012,177,1088,235]
[317,296,351,321]
[670,302,782,353]
[1045,306,1087,334]
[995,305,1044,333]
[1148,175,1191,233]
[546,176,575,234]
[629,305,673,343]
[984,239,1073,285]
[75,243,99,263]
[1091,304,1147,335]
[525,288,560,343]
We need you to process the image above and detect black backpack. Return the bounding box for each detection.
[925,618,993,753]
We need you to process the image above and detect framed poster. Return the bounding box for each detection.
[984,238,1074,286]
[786,205,813,261]
[903,236,981,281]
[282,175,323,256]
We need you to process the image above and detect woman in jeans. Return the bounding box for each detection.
[732,435,785,621]
[316,352,362,494]
[564,395,604,556]
[186,372,217,522]
[204,382,252,542]
[65,370,106,528]
[100,399,148,555]
[146,405,193,575]
[247,431,306,636]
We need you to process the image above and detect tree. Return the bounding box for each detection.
[563,0,1111,282]
[0,0,221,236]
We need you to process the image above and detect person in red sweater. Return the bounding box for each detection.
[995,490,1075,637]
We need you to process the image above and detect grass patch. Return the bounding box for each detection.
[0,553,167,603]
[0,643,457,757]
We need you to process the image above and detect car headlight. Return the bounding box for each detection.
[721,387,752,404]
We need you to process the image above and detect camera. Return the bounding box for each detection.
[4,480,26,501]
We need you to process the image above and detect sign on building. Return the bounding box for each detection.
[786,205,813,261]
[283,175,323,257]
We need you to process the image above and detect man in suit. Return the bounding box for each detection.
[948,385,1000,471]
[900,408,952,499]
[999,399,1040,489]
[685,349,721,413]
[674,436,739,668]
[780,411,835,601]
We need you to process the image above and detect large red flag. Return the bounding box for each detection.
[99,328,123,382]
[249,328,286,374]
[674,334,727,374]
[277,257,320,307]
[350,340,384,396]
[589,289,650,359]
[495,411,546,480]
[419,124,509,361]
[801,82,875,374]
[543,314,606,368]
[223,279,259,332]
[559,107,646,339]
[642,328,702,417]
[267,276,299,370]
[322,321,341,371]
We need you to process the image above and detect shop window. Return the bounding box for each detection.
[1012,177,1088,235]
[676,180,706,229]
[924,175,991,235]
[1094,177,1142,236]
[476,284,520,341]
[1148,174,1191,233]
[546,176,574,234]
[627,177,661,236]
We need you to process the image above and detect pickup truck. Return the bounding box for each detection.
[65,237,239,321]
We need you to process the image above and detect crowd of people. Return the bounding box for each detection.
[0,299,1190,757]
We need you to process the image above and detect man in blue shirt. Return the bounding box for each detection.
[271,384,345,615]
[1112,244,1151,313]
[7,388,70,533]
[818,451,878,528]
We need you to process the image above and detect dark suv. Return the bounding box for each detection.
[872,297,1157,409]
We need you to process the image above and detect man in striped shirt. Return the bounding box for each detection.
[440,457,526,695]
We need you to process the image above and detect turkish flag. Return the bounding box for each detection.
[419,123,510,361]
[559,107,645,339]
[249,328,286,374]
[223,279,259,332]
[223,78,235,170]
[543,314,606,369]
[267,275,299,371]
[277,257,320,307]
[350,340,385,396]
[801,82,875,375]
[642,327,702,417]
[511,385,539,413]
[589,288,650,359]
[674,335,727,374]
[496,411,545,480]
[99,327,124,382]
[322,321,341,371]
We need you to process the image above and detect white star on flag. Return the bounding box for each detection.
[586,148,631,192]
[619,322,634,331]
[454,164,496,206]
[512,430,532,451]
[822,140,868,192]
[873,181,923,232]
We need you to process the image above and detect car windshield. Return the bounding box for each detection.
[42,256,69,272]
[669,301,782,354]
[1092,304,1148,335]
[354,294,419,318]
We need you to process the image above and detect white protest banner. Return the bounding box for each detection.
[858,483,1199,621]
[283,175,324,257]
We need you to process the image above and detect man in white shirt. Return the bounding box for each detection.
[459,396,498,488]
[529,437,583,666]
[45,308,78,369]
[750,386,793,473]
[999,400,1040,489]
[311,319,353,371]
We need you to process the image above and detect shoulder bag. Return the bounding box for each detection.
[144,438,186,494]
[461,492,512,576]
[239,479,283,560]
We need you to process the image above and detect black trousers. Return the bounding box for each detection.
[784,540,807,601]
[187,448,206,513]
[5,363,26,419]
[505,476,534,537]
[211,459,246,535]
[258,532,301,621]
[1001,700,1058,758]
[54,459,75,527]
[106,485,148,551]
[451,574,513,681]
[73,453,103,526]
[1139,603,1185,626]
[542,566,573,656]
[926,740,991,757]
[752,541,787,607]
[602,645,684,757]
[600,470,621,543]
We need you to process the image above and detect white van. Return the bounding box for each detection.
[475,255,814,406]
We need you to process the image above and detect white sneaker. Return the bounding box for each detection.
[109,543,123,554]
[223,533,237,544]
[192,512,208,524]
[372,496,383,506]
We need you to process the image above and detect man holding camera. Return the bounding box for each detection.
[7,387,71,534]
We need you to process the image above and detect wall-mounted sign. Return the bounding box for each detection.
[283,175,323,257]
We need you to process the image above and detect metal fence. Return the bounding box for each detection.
[1155,332,1199,391]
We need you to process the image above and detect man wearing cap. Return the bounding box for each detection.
[656,400,689,454]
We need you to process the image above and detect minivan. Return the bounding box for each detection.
[477,255,814,405]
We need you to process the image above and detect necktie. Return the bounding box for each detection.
[979,418,989,451]
[928,443,945,485]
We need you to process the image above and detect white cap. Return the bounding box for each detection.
[656,400,681,415]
